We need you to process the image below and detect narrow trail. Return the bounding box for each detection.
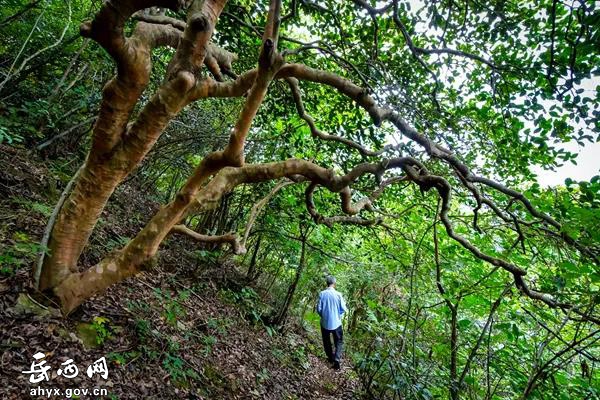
[0,147,362,399]
[301,354,361,400]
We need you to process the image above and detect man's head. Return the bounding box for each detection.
[326,275,336,287]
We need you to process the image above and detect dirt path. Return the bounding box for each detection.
[0,147,364,399]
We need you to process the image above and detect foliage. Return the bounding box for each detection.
[162,353,199,387]
[153,288,189,326]
[1,0,599,398]
[90,316,113,345]
[0,231,47,276]
[219,287,268,325]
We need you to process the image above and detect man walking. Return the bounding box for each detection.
[317,275,347,370]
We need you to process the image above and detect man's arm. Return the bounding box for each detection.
[339,293,347,315]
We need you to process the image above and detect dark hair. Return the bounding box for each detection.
[326,275,336,286]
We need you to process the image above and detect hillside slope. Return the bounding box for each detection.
[0,146,361,399]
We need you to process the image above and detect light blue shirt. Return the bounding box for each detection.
[317,287,347,330]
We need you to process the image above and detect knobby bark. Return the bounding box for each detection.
[48,0,284,313]
[39,0,229,292]
[36,0,599,327]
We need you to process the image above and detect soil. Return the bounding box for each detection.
[0,145,361,399]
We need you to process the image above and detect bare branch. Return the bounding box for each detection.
[277,62,599,265]
[171,224,246,254]
[132,10,187,30]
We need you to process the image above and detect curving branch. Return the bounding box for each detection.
[131,10,238,80]
[51,0,285,313]
[79,0,187,63]
[193,155,595,321]
[39,0,229,292]
[191,157,542,312]
[303,175,407,228]
[305,183,383,227]
[132,10,187,30]
[43,0,598,328]
[286,77,394,157]
[276,62,599,265]
[388,0,501,72]
[171,224,246,254]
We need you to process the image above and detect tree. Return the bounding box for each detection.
[32,0,599,340]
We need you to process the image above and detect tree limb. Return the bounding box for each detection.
[171,224,246,254]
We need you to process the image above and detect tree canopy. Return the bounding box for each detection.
[1,0,599,398]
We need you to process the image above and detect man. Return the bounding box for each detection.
[317,275,347,370]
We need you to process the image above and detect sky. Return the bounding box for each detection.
[532,140,600,187]
[295,0,600,188]
[531,74,599,187]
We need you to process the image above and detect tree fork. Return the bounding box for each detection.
[39,0,227,293]
[51,0,284,313]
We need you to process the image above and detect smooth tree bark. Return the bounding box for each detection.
[35,0,599,328]
[46,0,284,313]
[38,0,233,290]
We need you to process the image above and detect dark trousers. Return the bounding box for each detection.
[321,325,343,363]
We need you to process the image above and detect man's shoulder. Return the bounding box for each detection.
[320,288,343,298]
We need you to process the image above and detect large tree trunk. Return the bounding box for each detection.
[33,0,584,327]
[45,0,283,313]
[39,159,128,290]
[37,0,229,297]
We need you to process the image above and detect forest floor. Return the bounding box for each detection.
[0,145,361,399]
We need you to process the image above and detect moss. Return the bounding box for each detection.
[75,322,102,349]
[11,293,61,318]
